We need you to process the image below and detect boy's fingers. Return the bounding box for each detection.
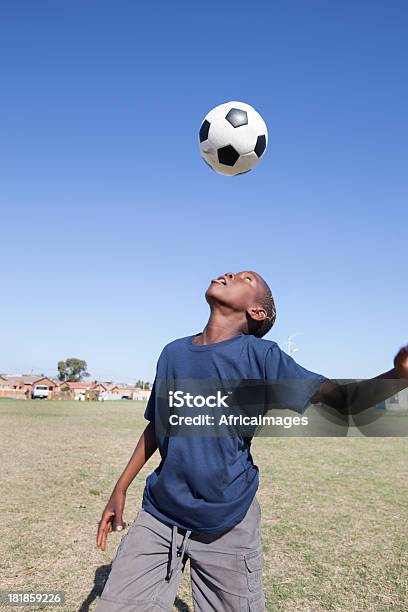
[96,512,114,548]
[98,519,118,551]
[97,523,110,550]
[96,523,107,548]
[97,531,103,550]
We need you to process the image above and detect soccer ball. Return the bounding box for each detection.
[199,101,268,176]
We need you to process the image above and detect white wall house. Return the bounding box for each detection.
[385,387,408,412]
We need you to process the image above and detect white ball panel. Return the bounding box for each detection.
[200,139,214,155]
[201,147,217,166]
[204,101,233,123]
[208,152,260,176]
[211,160,240,176]
[248,112,268,144]
[227,123,259,155]
[233,151,260,174]
[207,119,236,149]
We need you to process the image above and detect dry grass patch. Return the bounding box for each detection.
[0,401,406,611]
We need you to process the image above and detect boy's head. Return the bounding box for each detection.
[205,271,276,338]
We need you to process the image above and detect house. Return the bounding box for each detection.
[134,388,152,402]
[93,382,111,393]
[30,377,60,398]
[60,381,116,400]
[110,385,138,399]
[104,384,151,402]
[0,372,149,403]
[0,375,60,399]
[385,387,408,411]
[61,381,96,400]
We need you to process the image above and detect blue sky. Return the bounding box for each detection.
[1,1,407,382]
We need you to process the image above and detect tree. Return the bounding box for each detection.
[135,379,152,390]
[58,358,90,382]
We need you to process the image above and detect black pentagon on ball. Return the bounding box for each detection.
[254,134,266,157]
[199,119,210,142]
[218,145,240,166]
[225,108,248,128]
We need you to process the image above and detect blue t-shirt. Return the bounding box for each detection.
[142,333,326,533]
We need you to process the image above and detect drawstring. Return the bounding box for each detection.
[166,525,192,582]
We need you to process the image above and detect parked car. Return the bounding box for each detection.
[31,385,49,399]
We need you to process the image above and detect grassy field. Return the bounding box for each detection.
[0,400,407,612]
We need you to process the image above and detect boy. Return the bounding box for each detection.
[95,270,408,612]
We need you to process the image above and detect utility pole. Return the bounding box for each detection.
[287,334,301,357]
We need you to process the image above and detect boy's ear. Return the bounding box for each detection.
[247,305,267,322]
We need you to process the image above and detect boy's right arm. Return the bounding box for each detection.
[96,420,157,551]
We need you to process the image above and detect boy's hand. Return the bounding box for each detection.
[394,345,408,379]
[96,488,126,551]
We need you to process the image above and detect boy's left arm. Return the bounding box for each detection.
[311,345,408,414]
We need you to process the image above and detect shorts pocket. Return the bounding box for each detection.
[244,549,264,593]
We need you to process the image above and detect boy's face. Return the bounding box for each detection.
[205,270,267,313]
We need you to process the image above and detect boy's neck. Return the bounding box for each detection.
[194,311,245,345]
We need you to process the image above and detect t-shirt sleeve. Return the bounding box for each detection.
[265,344,328,414]
[144,378,156,422]
[144,346,169,423]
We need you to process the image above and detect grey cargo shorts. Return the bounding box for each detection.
[95,495,265,611]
